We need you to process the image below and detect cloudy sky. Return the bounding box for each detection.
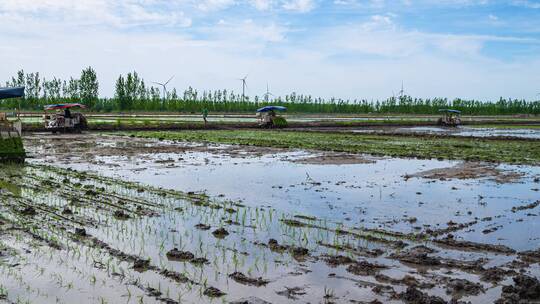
[1,0,539,100]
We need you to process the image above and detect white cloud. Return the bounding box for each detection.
[282,0,315,12]
[512,0,540,9]
[314,14,539,60]
[0,0,192,29]
[196,0,236,11]
[250,0,274,10]
[210,19,289,47]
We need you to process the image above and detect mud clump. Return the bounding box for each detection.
[159,269,189,283]
[519,248,540,263]
[203,286,225,297]
[434,236,516,254]
[346,260,388,276]
[166,248,194,261]
[294,214,317,221]
[266,239,308,259]
[268,239,288,253]
[292,153,375,165]
[281,219,308,227]
[190,257,209,265]
[511,200,540,213]
[145,286,162,297]
[229,272,270,286]
[21,206,36,216]
[165,248,208,264]
[132,258,150,271]
[444,278,484,297]
[400,286,446,304]
[390,246,441,266]
[409,162,523,184]
[195,223,211,230]
[496,275,540,304]
[317,241,384,258]
[375,274,435,289]
[230,297,272,304]
[425,221,478,237]
[74,228,87,237]
[62,207,73,215]
[113,210,130,220]
[212,227,230,238]
[323,254,355,267]
[480,267,516,284]
[276,286,307,300]
[291,246,309,259]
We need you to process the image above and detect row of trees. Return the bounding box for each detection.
[2,68,539,115]
[4,67,99,109]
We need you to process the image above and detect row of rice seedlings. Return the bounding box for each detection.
[8,164,407,301]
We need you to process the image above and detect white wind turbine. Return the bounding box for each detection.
[238,75,248,102]
[152,75,175,100]
[263,83,274,102]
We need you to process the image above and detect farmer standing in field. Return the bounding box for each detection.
[202,108,208,126]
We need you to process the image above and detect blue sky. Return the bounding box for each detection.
[1,0,539,100]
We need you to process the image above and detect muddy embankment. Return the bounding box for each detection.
[20,118,540,133]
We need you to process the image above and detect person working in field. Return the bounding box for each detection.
[202,108,208,126]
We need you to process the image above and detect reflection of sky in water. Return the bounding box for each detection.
[351,126,540,139]
[32,140,540,251]
[400,126,540,139]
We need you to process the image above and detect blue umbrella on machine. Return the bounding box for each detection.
[256,106,287,113]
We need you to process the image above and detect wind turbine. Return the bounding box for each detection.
[263,83,274,102]
[398,81,406,99]
[238,75,248,102]
[152,75,174,100]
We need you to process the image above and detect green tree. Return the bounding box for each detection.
[115,75,128,110]
[79,66,99,108]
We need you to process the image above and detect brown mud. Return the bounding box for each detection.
[291,153,375,165]
[496,275,540,303]
[407,162,524,183]
[229,272,270,287]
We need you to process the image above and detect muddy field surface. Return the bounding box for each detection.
[294,125,540,140]
[24,133,540,249]
[0,133,539,303]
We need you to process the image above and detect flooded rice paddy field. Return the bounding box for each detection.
[347,126,540,140]
[0,132,539,303]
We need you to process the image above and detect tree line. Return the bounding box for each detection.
[2,68,539,115]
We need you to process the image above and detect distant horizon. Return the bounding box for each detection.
[1,1,539,101]
[3,69,540,103]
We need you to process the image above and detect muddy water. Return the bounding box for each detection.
[351,126,540,139]
[1,132,539,304]
[25,133,540,251]
[2,163,539,304]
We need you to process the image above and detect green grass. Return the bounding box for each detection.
[0,137,25,162]
[129,130,540,164]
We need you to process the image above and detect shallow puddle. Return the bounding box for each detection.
[350,126,540,139]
